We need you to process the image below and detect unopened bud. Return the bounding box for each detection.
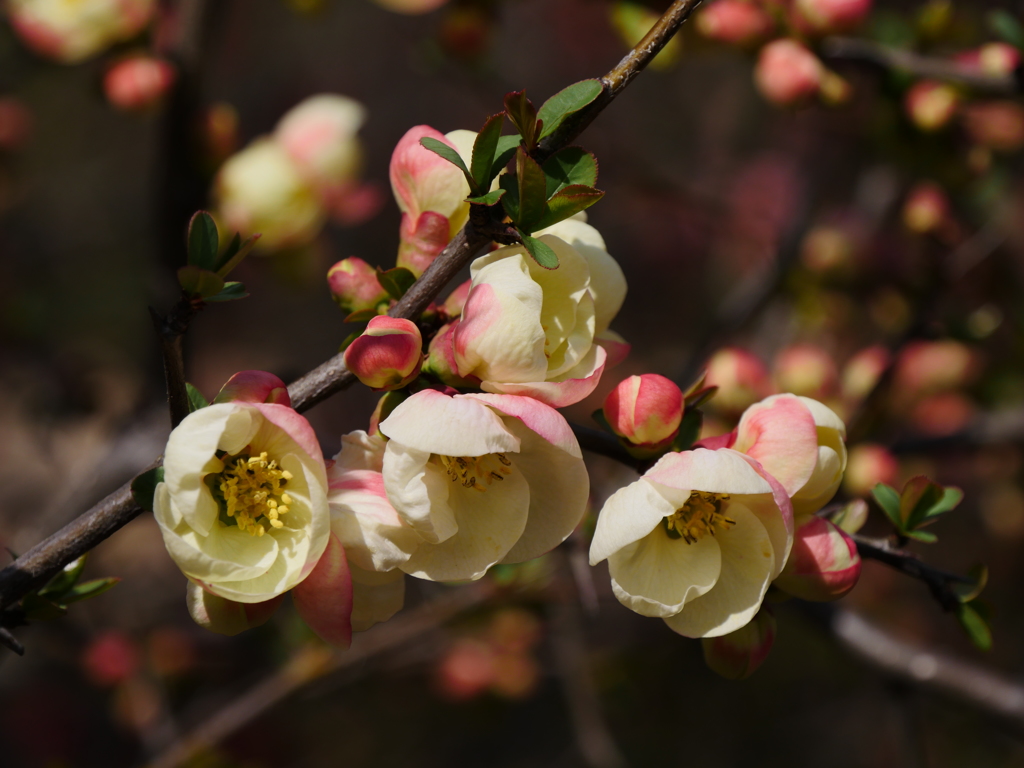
[442,279,473,319]
[979,43,1020,76]
[327,257,389,314]
[186,582,283,636]
[902,181,949,234]
[895,340,977,396]
[603,374,683,454]
[696,0,774,46]
[704,347,771,413]
[701,608,776,680]
[843,443,899,497]
[773,516,860,601]
[275,94,365,188]
[344,316,423,391]
[841,345,890,401]
[773,344,838,399]
[103,55,175,111]
[423,322,479,389]
[755,39,823,106]
[905,81,959,132]
[213,370,291,407]
[794,0,872,33]
[397,210,450,277]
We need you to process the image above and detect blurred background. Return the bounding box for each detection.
[3,0,1024,765]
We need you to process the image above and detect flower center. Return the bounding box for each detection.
[210,451,294,537]
[437,453,513,493]
[664,491,736,544]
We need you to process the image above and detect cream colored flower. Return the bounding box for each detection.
[8,0,154,64]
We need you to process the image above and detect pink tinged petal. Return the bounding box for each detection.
[443,279,473,318]
[379,389,520,457]
[382,442,456,543]
[389,125,468,223]
[424,322,481,389]
[328,468,420,572]
[292,533,353,649]
[662,504,775,638]
[731,452,795,578]
[701,608,776,680]
[773,517,861,601]
[644,447,775,496]
[461,393,581,457]
[481,344,606,408]
[399,461,531,582]
[608,526,722,618]
[186,581,283,636]
[595,330,631,369]
[252,403,325,468]
[733,394,819,497]
[213,370,292,407]
[590,478,679,565]
[397,211,450,277]
[350,566,405,632]
[694,432,737,450]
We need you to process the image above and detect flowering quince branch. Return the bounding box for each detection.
[0,0,706,629]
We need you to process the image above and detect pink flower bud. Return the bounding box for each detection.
[894,340,978,396]
[274,94,365,188]
[794,0,872,33]
[902,181,949,234]
[0,97,32,151]
[344,316,423,391]
[843,443,899,497]
[773,344,838,399]
[442,279,473,319]
[979,43,1020,76]
[397,210,450,277]
[774,516,860,601]
[905,81,959,132]
[701,608,776,680]
[841,345,890,401]
[423,322,479,389]
[327,257,389,315]
[755,39,823,106]
[436,638,497,701]
[704,347,772,413]
[911,392,974,436]
[603,374,683,452]
[103,56,175,111]
[213,370,292,407]
[962,101,1024,152]
[696,0,774,46]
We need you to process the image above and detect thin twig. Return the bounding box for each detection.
[150,297,201,427]
[821,37,1020,94]
[145,583,493,768]
[853,535,971,611]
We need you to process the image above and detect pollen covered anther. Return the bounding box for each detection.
[213,451,294,536]
[664,492,736,544]
[437,453,513,493]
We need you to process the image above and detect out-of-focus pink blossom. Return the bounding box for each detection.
[794,0,872,33]
[0,97,32,151]
[704,347,773,413]
[83,631,140,687]
[962,102,1024,152]
[103,56,175,111]
[894,340,978,396]
[696,0,774,46]
[371,0,449,14]
[755,40,823,106]
[773,344,838,399]
[902,181,950,234]
[841,345,890,401]
[904,81,959,132]
[843,443,899,497]
[911,392,975,436]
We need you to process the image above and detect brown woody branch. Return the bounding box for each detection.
[0,0,707,623]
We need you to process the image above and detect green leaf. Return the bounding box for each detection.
[63,577,120,604]
[491,135,521,179]
[419,137,474,185]
[187,211,220,271]
[131,467,165,512]
[504,91,539,148]
[204,282,249,303]
[499,173,521,223]
[177,265,225,299]
[673,409,703,452]
[344,308,379,324]
[831,499,869,535]
[215,234,260,278]
[955,602,992,651]
[186,383,209,412]
[537,79,603,140]
[924,486,964,521]
[339,328,364,353]
[534,184,605,231]
[988,9,1024,50]
[470,112,505,189]
[954,564,988,604]
[516,148,549,232]
[685,385,717,410]
[541,147,598,197]
[905,529,938,544]
[519,231,559,269]
[20,593,66,621]
[871,483,903,532]
[377,267,417,301]
[39,555,88,599]
[467,189,506,206]
[900,476,958,531]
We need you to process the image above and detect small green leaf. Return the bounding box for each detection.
[490,135,521,179]
[419,137,474,185]
[953,564,988,604]
[131,467,166,512]
[177,265,226,299]
[377,267,417,301]
[204,282,249,303]
[542,147,598,197]
[955,602,992,651]
[187,211,220,271]
[685,386,718,410]
[673,409,703,452]
[516,148,549,232]
[905,529,938,544]
[20,593,67,621]
[519,231,559,269]
[339,328,364,353]
[504,91,539,148]
[215,234,260,278]
[872,483,903,531]
[831,499,870,535]
[924,486,964,521]
[63,577,120,604]
[592,408,614,434]
[39,555,88,599]
[537,79,604,140]
[499,173,521,223]
[186,383,209,412]
[344,308,379,323]
[466,189,506,206]
[534,185,605,231]
[470,112,505,189]
[988,9,1024,50]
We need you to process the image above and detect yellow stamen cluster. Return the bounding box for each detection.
[665,492,736,544]
[438,453,513,493]
[216,451,294,537]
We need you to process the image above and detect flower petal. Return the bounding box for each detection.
[662,504,774,638]
[481,344,606,408]
[380,389,520,457]
[329,468,420,571]
[382,441,456,544]
[186,581,283,635]
[331,430,386,473]
[590,478,678,564]
[732,394,819,497]
[292,532,353,648]
[645,447,775,496]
